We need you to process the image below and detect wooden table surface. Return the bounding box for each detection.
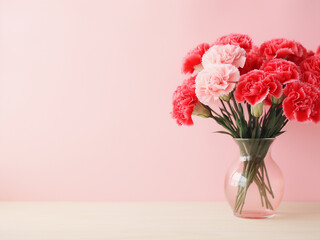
[0,202,319,240]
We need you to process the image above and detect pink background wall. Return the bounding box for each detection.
[0,0,320,201]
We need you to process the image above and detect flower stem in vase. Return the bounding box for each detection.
[233,140,274,214]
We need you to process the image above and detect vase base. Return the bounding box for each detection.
[234,211,275,219]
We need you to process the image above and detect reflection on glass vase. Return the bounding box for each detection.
[225,138,284,219]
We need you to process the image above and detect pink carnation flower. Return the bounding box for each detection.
[240,45,264,74]
[260,59,300,84]
[182,43,211,74]
[260,38,300,60]
[234,70,282,105]
[195,64,240,105]
[283,82,320,123]
[214,33,252,52]
[172,75,199,125]
[202,45,246,68]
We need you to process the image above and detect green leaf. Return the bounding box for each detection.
[214,131,234,137]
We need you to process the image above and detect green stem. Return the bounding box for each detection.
[262,162,274,198]
[233,141,275,214]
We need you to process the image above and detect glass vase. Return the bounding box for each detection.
[224,138,284,219]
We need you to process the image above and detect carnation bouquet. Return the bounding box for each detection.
[172,34,320,218]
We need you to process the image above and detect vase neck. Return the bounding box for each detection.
[234,138,274,162]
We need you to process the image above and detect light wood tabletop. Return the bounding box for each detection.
[0,202,319,240]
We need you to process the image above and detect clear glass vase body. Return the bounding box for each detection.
[224,138,284,219]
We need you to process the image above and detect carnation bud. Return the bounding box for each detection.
[251,102,264,117]
[219,93,231,102]
[192,102,211,118]
[193,64,204,72]
[271,94,284,105]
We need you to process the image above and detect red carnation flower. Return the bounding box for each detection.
[214,33,252,52]
[307,50,315,57]
[300,55,320,89]
[316,46,320,55]
[263,95,273,106]
[234,70,282,105]
[260,38,300,60]
[182,43,211,74]
[300,55,320,74]
[260,59,300,84]
[301,71,320,89]
[283,82,320,123]
[286,42,311,64]
[172,75,199,125]
[240,46,264,74]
